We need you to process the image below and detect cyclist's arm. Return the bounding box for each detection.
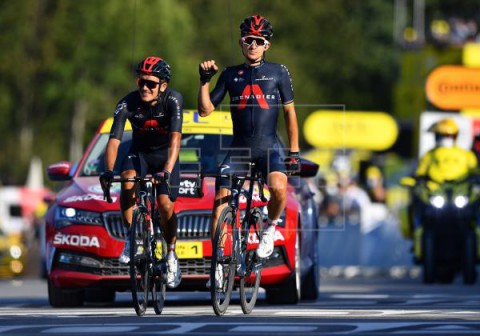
[105,138,121,172]
[278,64,299,152]
[165,132,181,173]
[467,150,478,173]
[198,66,227,117]
[105,99,129,172]
[283,103,300,152]
[415,151,432,177]
[165,92,183,172]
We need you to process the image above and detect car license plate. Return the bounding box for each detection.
[176,242,203,259]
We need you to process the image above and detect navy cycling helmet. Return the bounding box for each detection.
[136,56,171,82]
[240,15,273,41]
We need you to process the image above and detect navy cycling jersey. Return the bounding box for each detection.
[109,89,183,152]
[210,60,294,139]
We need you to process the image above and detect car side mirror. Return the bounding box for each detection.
[47,161,74,181]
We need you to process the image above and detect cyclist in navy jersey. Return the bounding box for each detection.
[100,56,183,288]
[198,15,300,288]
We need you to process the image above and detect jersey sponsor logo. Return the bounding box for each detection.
[114,101,127,116]
[53,232,100,248]
[234,77,245,82]
[141,119,168,134]
[233,84,275,109]
[256,75,274,81]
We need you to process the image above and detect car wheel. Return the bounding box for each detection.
[463,229,477,285]
[301,263,319,300]
[422,230,436,284]
[48,279,85,307]
[266,231,301,304]
[84,288,116,305]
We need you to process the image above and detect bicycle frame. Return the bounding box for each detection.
[102,174,168,315]
[207,163,267,315]
[228,172,267,276]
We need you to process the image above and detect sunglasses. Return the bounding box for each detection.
[137,78,160,90]
[242,36,268,47]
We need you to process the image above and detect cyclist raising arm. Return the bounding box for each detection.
[198,15,300,287]
[100,56,183,289]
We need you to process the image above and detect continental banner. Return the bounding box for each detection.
[426,65,480,110]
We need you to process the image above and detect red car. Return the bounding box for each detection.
[45,110,319,307]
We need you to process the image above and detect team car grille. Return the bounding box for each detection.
[103,211,212,241]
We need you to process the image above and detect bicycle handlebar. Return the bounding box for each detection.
[100,173,169,204]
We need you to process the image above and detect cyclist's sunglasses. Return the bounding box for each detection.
[137,78,160,90]
[241,36,268,47]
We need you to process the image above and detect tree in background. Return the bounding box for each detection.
[1,0,475,185]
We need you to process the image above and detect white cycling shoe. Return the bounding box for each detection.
[167,253,182,288]
[119,236,130,264]
[206,263,224,290]
[256,225,275,258]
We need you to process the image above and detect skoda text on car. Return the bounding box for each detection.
[45,110,319,307]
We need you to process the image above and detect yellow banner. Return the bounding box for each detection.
[303,110,398,150]
[99,110,232,135]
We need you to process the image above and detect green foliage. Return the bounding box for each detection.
[0,0,471,185]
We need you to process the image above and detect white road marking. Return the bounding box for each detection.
[44,326,138,333]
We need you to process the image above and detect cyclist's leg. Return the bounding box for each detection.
[119,151,147,263]
[121,151,147,226]
[211,148,250,242]
[256,145,287,258]
[151,156,182,288]
[156,159,180,246]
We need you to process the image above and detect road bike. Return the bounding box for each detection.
[102,174,169,316]
[205,163,267,315]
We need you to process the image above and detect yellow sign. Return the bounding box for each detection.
[425,65,480,110]
[176,241,203,259]
[463,43,480,67]
[99,110,232,135]
[303,110,398,150]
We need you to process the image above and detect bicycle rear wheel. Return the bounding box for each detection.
[130,209,149,316]
[152,227,167,315]
[210,206,235,316]
[240,207,263,314]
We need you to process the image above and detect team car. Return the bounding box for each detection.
[45,110,320,307]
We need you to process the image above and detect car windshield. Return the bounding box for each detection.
[79,132,234,177]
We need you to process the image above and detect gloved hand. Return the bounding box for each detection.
[284,151,301,174]
[199,62,218,84]
[155,169,171,186]
[99,170,114,190]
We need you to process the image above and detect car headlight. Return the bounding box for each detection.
[454,195,469,208]
[9,245,22,259]
[430,195,445,208]
[54,207,103,228]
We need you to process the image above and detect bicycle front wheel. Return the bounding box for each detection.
[152,227,167,315]
[240,207,263,314]
[210,206,235,316]
[130,209,149,316]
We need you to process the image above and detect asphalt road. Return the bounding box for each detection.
[1,274,480,335]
